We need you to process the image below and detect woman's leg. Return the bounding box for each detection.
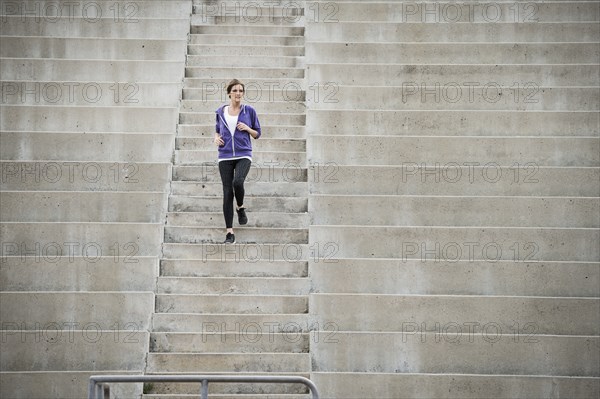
[232,158,252,208]
[218,160,235,231]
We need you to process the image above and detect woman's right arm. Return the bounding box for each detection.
[214,111,224,146]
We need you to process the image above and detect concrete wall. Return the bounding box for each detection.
[0,1,192,397]
[305,0,600,397]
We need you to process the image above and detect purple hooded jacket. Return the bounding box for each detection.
[215,104,261,160]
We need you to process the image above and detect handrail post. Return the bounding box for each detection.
[200,379,209,399]
[95,383,103,399]
[88,378,96,399]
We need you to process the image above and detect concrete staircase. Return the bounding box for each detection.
[143,1,311,397]
[305,0,599,397]
[0,1,191,397]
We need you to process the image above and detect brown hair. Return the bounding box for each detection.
[226,79,244,97]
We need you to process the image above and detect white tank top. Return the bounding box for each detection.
[224,106,238,136]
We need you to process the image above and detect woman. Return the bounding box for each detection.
[214,79,261,244]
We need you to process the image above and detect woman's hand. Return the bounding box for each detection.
[237,122,250,132]
[237,122,258,138]
[214,134,224,146]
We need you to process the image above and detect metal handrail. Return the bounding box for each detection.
[88,374,320,399]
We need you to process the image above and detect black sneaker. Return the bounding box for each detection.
[237,207,248,225]
[224,233,235,244]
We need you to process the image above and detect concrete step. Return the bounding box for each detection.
[162,243,310,262]
[0,81,182,107]
[193,3,305,18]
[309,165,599,197]
[309,225,600,262]
[157,277,310,295]
[144,395,310,399]
[171,181,307,197]
[307,42,600,64]
[311,372,600,399]
[309,136,599,167]
[184,115,305,128]
[305,21,600,43]
[180,112,305,125]
[146,353,310,373]
[1,222,163,256]
[175,150,306,165]
[0,257,157,292]
[309,195,599,228]
[190,33,303,46]
[1,191,166,222]
[0,161,170,192]
[155,295,308,314]
[160,259,308,278]
[1,0,192,18]
[310,294,599,335]
[169,196,308,213]
[307,63,600,87]
[191,25,303,36]
[182,106,305,120]
[0,292,153,329]
[310,332,599,376]
[152,313,311,333]
[0,105,178,132]
[306,110,600,137]
[184,77,305,90]
[0,371,142,399]
[1,330,149,371]
[310,258,599,297]
[0,132,173,162]
[179,124,305,139]
[150,332,309,353]
[177,137,305,152]
[1,16,190,39]
[192,0,303,5]
[144,372,309,395]
[0,37,187,60]
[166,211,309,228]
[173,165,307,183]
[186,66,304,79]
[183,81,306,101]
[186,55,303,68]
[164,226,308,245]
[181,98,306,113]
[308,86,599,111]
[313,1,599,23]
[192,15,304,27]
[188,44,303,56]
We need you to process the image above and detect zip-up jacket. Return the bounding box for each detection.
[215,104,261,160]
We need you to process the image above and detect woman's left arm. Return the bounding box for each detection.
[236,122,259,138]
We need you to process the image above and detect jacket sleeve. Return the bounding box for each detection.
[251,108,261,139]
[215,111,220,134]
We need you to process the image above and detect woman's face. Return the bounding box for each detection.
[230,84,244,101]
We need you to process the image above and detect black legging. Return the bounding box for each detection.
[218,158,252,228]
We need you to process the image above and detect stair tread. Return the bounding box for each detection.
[158,277,309,281]
[156,294,308,298]
[170,195,307,198]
